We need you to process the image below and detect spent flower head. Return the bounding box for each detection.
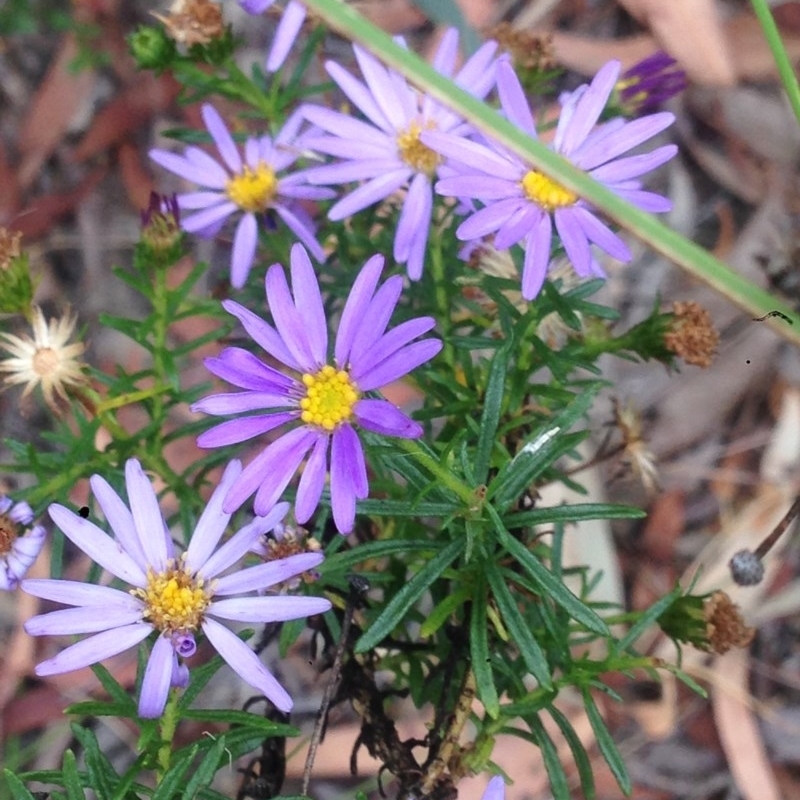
[149,104,333,289]
[424,58,677,299]
[0,305,88,413]
[152,0,225,46]
[22,458,330,718]
[299,29,499,280]
[663,301,719,367]
[240,0,308,73]
[192,243,443,533]
[0,494,46,591]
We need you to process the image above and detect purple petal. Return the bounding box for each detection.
[201,617,293,711]
[126,459,169,572]
[231,213,258,289]
[393,172,431,268]
[209,595,331,623]
[149,149,228,189]
[589,145,677,182]
[355,398,422,438]
[571,206,631,262]
[183,460,242,573]
[214,551,323,595]
[350,317,436,382]
[422,132,521,182]
[273,204,328,263]
[265,0,306,71]
[329,425,368,533]
[138,633,174,718]
[575,113,675,171]
[347,276,404,368]
[182,202,237,234]
[327,170,410,220]
[196,412,298,448]
[325,61,393,133]
[521,214,552,300]
[295,435,328,523]
[456,198,526,241]
[356,339,442,392]
[193,390,293,415]
[335,254,384,366]
[201,347,295,393]
[497,60,537,135]
[266,263,318,371]
[183,145,234,186]
[434,175,520,202]
[223,426,318,515]
[202,104,242,174]
[481,776,506,800]
[611,187,672,213]
[555,208,591,276]
[176,191,227,210]
[33,624,153,676]
[25,602,143,635]
[222,299,302,372]
[301,105,393,151]
[353,45,406,131]
[47,505,147,587]
[22,578,139,607]
[494,203,540,251]
[557,61,620,157]
[289,243,328,364]
[199,502,289,580]
[301,158,401,184]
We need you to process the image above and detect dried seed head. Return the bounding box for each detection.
[703,591,755,654]
[729,549,765,586]
[664,301,719,368]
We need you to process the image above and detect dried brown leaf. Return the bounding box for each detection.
[17,33,96,190]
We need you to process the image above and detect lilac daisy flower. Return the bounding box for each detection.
[299,29,499,280]
[615,52,687,116]
[423,58,677,300]
[149,103,333,289]
[192,243,443,533]
[22,458,330,717]
[240,0,308,73]
[0,495,46,590]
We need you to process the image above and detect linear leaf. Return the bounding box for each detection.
[582,688,631,795]
[473,341,510,484]
[355,538,463,652]
[470,572,499,718]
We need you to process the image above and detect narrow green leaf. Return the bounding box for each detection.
[322,538,443,573]
[182,736,231,799]
[470,573,499,718]
[152,745,199,800]
[473,341,510,485]
[490,507,608,636]
[181,709,297,736]
[420,584,471,637]
[70,725,115,799]
[527,714,570,800]
[582,688,631,795]
[610,584,683,657]
[355,498,461,517]
[3,770,38,800]
[548,705,595,800]
[89,662,135,709]
[65,701,138,718]
[503,502,646,529]
[355,538,464,652]
[61,750,84,800]
[486,562,552,688]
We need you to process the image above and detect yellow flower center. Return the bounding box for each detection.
[226,163,279,213]
[520,170,577,212]
[134,560,211,633]
[299,365,359,432]
[0,514,16,556]
[397,121,441,175]
[32,347,60,378]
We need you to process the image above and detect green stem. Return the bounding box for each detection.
[301,0,800,346]
[751,0,800,126]
[155,690,181,780]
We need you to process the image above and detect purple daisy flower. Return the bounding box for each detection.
[423,58,677,300]
[149,104,333,289]
[192,243,443,533]
[299,29,499,280]
[616,52,687,116]
[0,495,46,590]
[22,458,330,717]
[241,0,307,72]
